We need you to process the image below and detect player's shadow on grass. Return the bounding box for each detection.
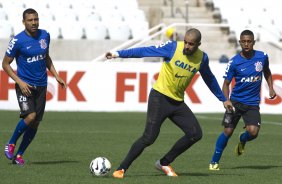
[30,160,79,165]
[127,173,210,177]
[178,172,243,177]
[177,173,209,177]
[230,165,282,170]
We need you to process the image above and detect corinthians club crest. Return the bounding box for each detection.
[39,39,47,49]
[254,61,263,72]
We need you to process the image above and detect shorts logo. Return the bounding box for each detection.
[22,102,29,111]
[39,39,47,49]
[254,61,263,72]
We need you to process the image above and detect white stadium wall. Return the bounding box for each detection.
[0,61,281,113]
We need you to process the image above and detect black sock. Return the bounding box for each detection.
[117,167,126,172]
[160,158,170,166]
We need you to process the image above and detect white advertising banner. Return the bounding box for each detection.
[0,61,281,113]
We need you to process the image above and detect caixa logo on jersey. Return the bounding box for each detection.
[39,39,47,49]
[241,76,262,83]
[255,61,263,72]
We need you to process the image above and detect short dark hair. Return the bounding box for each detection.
[240,30,254,37]
[186,28,202,42]
[23,8,38,20]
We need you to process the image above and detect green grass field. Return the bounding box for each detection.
[0,111,282,184]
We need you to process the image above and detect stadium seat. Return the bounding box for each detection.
[39,20,61,39]
[70,0,95,10]
[78,10,101,24]
[24,0,48,10]
[99,10,124,24]
[121,9,146,23]
[12,24,25,35]
[6,7,24,23]
[107,22,131,40]
[93,0,116,11]
[0,20,13,39]
[60,22,84,40]
[53,9,78,24]
[84,21,108,40]
[38,9,54,22]
[116,0,139,11]
[129,21,149,39]
[47,0,71,10]
[0,9,7,20]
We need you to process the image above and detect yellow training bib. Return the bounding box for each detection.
[153,42,203,101]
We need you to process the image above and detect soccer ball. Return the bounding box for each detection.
[90,157,111,176]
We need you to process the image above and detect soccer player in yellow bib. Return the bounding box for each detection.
[106,28,233,178]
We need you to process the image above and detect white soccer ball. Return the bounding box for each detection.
[90,157,111,176]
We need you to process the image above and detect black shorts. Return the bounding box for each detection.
[147,89,201,135]
[222,100,261,128]
[15,84,47,121]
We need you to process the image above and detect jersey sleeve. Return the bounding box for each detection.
[117,40,176,61]
[223,59,235,82]
[5,37,20,58]
[199,53,227,102]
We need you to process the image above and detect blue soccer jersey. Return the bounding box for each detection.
[5,29,50,86]
[223,50,269,105]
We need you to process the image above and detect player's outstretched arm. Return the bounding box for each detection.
[106,42,173,59]
[105,52,119,59]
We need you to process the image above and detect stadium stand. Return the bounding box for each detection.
[206,0,282,43]
[0,0,146,40]
[204,0,282,63]
[0,0,281,62]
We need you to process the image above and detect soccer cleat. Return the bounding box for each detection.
[155,160,178,177]
[12,155,25,166]
[4,144,15,160]
[209,162,219,171]
[112,169,124,179]
[235,142,245,156]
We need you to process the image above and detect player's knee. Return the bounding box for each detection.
[24,112,37,124]
[247,126,259,139]
[186,129,202,142]
[224,128,234,137]
[141,133,157,146]
[248,130,259,139]
[194,130,203,141]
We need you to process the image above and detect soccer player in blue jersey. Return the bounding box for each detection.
[209,30,276,171]
[105,28,233,178]
[2,8,66,165]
